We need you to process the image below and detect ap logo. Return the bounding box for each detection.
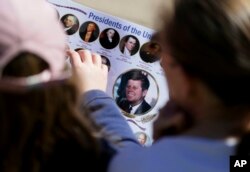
[230,156,250,172]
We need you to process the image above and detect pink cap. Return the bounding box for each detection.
[0,0,67,91]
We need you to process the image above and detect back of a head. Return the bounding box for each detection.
[158,0,250,155]
[0,52,100,172]
[0,0,67,126]
[0,0,100,171]
[161,0,250,106]
[0,0,66,74]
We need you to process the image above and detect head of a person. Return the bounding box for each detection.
[86,22,96,32]
[125,70,150,106]
[63,14,76,28]
[124,36,137,52]
[159,0,250,133]
[106,29,115,39]
[0,0,98,170]
[137,132,147,145]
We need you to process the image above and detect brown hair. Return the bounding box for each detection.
[0,52,100,171]
[161,0,250,106]
[160,0,250,154]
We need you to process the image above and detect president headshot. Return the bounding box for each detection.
[115,69,157,115]
[139,41,162,63]
[61,14,79,35]
[119,35,140,56]
[99,28,120,49]
[79,21,100,43]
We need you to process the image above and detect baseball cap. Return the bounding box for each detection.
[0,0,68,91]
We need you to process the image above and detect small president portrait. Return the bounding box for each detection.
[99,28,120,49]
[139,41,162,63]
[60,14,79,35]
[135,131,152,147]
[113,69,159,116]
[101,55,111,72]
[79,21,100,43]
[119,35,140,56]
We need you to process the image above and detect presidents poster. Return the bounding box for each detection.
[48,0,169,146]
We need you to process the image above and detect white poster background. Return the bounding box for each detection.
[48,0,169,145]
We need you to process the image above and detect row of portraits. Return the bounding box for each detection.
[61,14,161,63]
[68,53,158,117]
[60,12,156,146]
[67,50,158,117]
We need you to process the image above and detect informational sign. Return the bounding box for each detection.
[49,0,169,146]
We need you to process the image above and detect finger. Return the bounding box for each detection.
[67,50,82,67]
[77,50,92,64]
[92,53,102,67]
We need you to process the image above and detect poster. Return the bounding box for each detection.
[49,0,169,146]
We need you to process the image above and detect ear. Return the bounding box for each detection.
[142,89,148,97]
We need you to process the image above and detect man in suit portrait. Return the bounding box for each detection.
[140,41,162,63]
[120,35,139,56]
[61,14,79,35]
[99,28,120,49]
[79,22,99,43]
[136,132,148,146]
[116,69,152,115]
[101,55,111,71]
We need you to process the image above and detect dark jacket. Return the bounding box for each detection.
[117,99,151,115]
[80,31,98,43]
[42,137,115,172]
[99,37,119,49]
[65,24,79,35]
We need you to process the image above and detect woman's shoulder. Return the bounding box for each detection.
[43,137,115,172]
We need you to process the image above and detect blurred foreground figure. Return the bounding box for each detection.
[105,0,250,171]
[0,0,138,172]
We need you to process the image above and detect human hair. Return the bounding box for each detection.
[106,29,115,35]
[126,70,150,91]
[138,132,147,140]
[116,70,150,104]
[161,0,250,106]
[120,35,139,55]
[101,56,111,71]
[66,14,77,24]
[0,52,100,171]
[124,35,136,43]
[79,22,99,43]
[140,41,162,63]
[136,132,147,144]
[160,0,250,155]
[87,22,96,31]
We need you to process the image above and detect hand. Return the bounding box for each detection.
[67,49,108,93]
